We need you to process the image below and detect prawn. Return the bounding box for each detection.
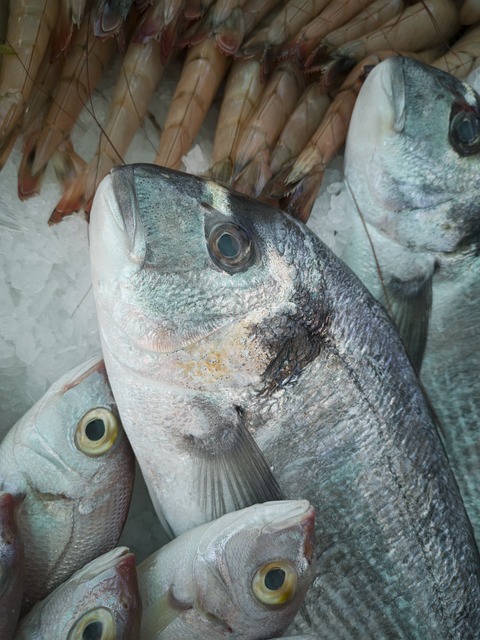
[231,59,306,197]
[153,36,231,170]
[334,0,460,63]
[277,48,441,221]
[50,36,164,222]
[305,0,405,70]
[133,0,186,63]
[31,11,118,177]
[50,0,88,59]
[239,0,331,61]
[208,57,265,186]
[278,0,380,63]
[0,0,59,166]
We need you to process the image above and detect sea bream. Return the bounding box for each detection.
[341,56,480,545]
[90,164,480,638]
[15,546,141,639]
[0,357,135,612]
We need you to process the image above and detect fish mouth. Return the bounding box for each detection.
[379,57,406,134]
[262,500,315,534]
[109,165,146,261]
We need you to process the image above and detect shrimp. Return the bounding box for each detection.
[334,0,460,63]
[305,0,405,70]
[133,0,186,63]
[93,0,134,37]
[50,0,88,59]
[50,37,165,222]
[432,23,480,77]
[278,0,380,63]
[460,0,480,25]
[232,59,306,197]
[268,81,331,182]
[17,42,65,199]
[239,0,331,60]
[208,57,264,185]
[0,0,58,166]
[278,49,440,221]
[30,12,118,177]
[153,37,231,170]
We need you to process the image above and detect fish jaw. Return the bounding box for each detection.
[345,56,480,253]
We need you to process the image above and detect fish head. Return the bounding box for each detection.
[191,500,315,638]
[14,547,142,639]
[344,56,480,252]
[10,357,134,500]
[90,164,328,393]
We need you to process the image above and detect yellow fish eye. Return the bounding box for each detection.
[67,607,116,640]
[75,408,119,457]
[251,561,298,606]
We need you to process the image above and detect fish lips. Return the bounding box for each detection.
[379,57,407,134]
[109,165,147,263]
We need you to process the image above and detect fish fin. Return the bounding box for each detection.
[382,271,434,372]
[141,588,186,638]
[192,402,284,522]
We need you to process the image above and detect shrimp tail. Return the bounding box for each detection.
[262,163,294,200]
[208,158,234,187]
[281,171,324,223]
[17,133,45,200]
[49,174,88,225]
[233,149,271,198]
[52,139,87,192]
[215,8,246,56]
[50,0,75,60]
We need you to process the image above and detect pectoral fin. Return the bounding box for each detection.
[382,270,434,372]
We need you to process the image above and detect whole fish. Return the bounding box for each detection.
[138,500,315,639]
[15,546,141,639]
[0,357,135,612]
[90,164,480,638]
[0,492,23,640]
[341,56,480,546]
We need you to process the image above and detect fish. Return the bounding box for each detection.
[0,492,24,640]
[341,55,480,546]
[14,546,141,639]
[0,357,135,612]
[90,163,480,637]
[137,499,315,639]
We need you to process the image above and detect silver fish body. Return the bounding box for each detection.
[343,56,480,546]
[0,492,23,640]
[90,164,480,638]
[137,500,315,640]
[0,357,135,612]
[15,546,142,639]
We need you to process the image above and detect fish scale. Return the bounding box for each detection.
[90,164,480,638]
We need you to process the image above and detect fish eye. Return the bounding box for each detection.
[207,222,255,274]
[67,608,116,640]
[449,109,480,156]
[75,408,119,457]
[251,561,298,606]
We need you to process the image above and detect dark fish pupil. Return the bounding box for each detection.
[217,232,240,258]
[85,419,106,441]
[82,621,104,640]
[457,115,479,143]
[264,568,286,591]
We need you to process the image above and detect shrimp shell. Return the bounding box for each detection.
[154,37,231,170]
[31,13,118,177]
[232,59,306,197]
[281,0,379,62]
[335,0,460,63]
[309,0,405,64]
[208,57,264,185]
[51,37,165,223]
[239,0,331,59]
[432,23,480,77]
[0,0,58,165]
